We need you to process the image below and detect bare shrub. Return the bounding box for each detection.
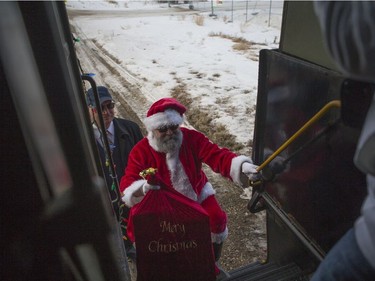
[194,15,204,26]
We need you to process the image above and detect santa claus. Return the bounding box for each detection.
[120,97,258,263]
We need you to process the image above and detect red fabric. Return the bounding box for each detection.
[201,195,228,233]
[147,97,186,117]
[120,128,236,236]
[120,128,237,195]
[128,188,216,281]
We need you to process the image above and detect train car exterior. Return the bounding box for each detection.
[1,1,373,280]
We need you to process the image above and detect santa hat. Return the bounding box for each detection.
[144,98,186,131]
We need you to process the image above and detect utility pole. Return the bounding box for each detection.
[245,0,248,22]
[229,0,234,22]
[268,0,272,27]
[209,0,216,17]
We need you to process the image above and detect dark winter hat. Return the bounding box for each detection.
[144,98,186,131]
[86,86,113,108]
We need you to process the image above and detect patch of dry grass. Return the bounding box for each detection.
[233,42,250,51]
[153,81,163,87]
[171,82,245,152]
[189,70,206,79]
[209,32,254,48]
[209,32,267,58]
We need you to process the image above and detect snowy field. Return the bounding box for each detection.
[67,0,283,147]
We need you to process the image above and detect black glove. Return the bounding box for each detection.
[261,155,288,181]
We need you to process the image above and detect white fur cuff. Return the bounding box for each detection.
[198,182,216,204]
[122,179,147,207]
[211,227,228,243]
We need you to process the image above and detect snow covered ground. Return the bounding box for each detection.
[67,0,283,146]
[66,1,280,270]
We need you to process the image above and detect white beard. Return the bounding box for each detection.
[148,129,182,153]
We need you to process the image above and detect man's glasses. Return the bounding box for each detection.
[157,124,179,133]
[101,102,115,111]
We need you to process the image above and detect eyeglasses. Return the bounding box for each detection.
[157,124,179,133]
[101,102,115,111]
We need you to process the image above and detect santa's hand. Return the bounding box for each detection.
[142,182,160,195]
[242,162,260,181]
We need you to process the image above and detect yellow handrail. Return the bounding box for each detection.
[256,100,341,172]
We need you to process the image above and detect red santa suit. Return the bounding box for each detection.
[120,98,253,243]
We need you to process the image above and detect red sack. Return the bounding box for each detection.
[127,188,216,281]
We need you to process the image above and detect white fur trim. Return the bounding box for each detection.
[230,155,253,187]
[198,182,216,204]
[166,151,197,201]
[122,179,147,207]
[147,131,158,152]
[211,227,228,244]
[144,109,184,131]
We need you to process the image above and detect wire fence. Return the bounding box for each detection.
[171,0,284,26]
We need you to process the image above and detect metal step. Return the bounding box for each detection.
[224,262,309,281]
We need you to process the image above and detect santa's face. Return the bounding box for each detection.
[151,125,182,153]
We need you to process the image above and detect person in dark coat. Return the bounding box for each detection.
[312,2,375,280]
[86,86,143,260]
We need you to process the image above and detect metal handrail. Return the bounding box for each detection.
[256,100,341,172]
